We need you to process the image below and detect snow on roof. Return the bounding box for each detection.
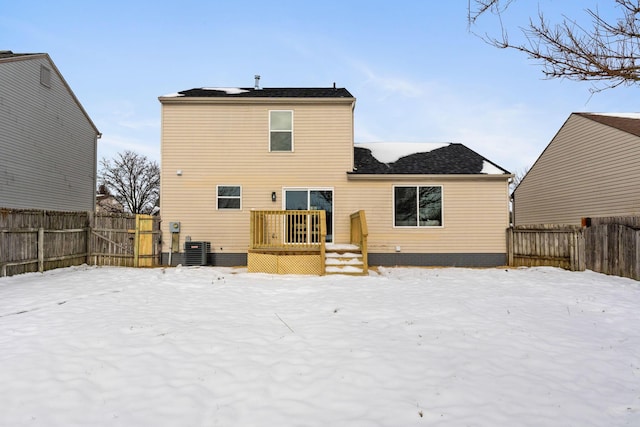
[589,112,640,119]
[481,161,505,174]
[201,87,250,95]
[355,142,450,164]
[161,92,184,97]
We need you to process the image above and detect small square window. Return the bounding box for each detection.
[217,185,241,210]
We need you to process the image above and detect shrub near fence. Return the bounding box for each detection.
[0,209,161,277]
[507,216,640,281]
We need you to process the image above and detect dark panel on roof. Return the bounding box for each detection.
[576,113,640,138]
[178,87,353,98]
[0,51,42,60]
[353,144,509,175]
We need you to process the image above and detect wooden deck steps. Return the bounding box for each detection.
[325,244,367,275]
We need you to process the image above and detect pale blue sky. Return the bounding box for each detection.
[3,0,638,173]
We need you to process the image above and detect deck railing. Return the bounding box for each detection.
[350,210,369,274]
[250,210,326,251]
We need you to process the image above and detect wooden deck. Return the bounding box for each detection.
[248,210,368,275]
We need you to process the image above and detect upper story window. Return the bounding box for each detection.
[394,185,443,227]
[269,110,293,152]
[40,65,51,88]
[217,185,241,210]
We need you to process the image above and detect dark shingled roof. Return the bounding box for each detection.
[352,143,510,175]
[575,113,640,138]
[177,87,353,98]
[0,50,42,60]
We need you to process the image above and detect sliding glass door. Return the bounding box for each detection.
[284,188,333,243]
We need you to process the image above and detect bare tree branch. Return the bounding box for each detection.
[468,0,513,25]
[469,0,640,91]
[510,166,530,194]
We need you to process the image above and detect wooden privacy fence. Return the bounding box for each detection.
[0,209,161,277]
[507,225,585,271]
[584,216,640,281]
[507,216,640,281]
[90,213,159,268]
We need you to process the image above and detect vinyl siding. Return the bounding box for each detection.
[514,114,640,225]
[0,56,98,211]
[342,178,509,254]
[160,100,354,253]
[160,97,510,258]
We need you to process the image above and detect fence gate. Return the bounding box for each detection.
[134,214,157,267]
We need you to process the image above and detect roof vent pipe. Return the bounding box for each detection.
[254,75,261,90]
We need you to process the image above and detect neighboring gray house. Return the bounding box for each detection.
[513,112,640,225]
[0,51,100,211]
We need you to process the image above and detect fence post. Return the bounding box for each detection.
[85,212,92,266]
[0,229,4,277]
[38,227,44,273]
[635,230,640,281]
[617,225,624,278]
[506,227,514,266]
[577,229,586,271]
[568,229,586,271]
[134,215,140,268]
[569,230,575,271]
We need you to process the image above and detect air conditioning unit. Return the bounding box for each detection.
[184,241,210,266]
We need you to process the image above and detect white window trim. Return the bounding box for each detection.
[269,110,294,152]
[282,187,335,243]
[392,184,444,228]
[216,185,242,210]
[281,187,334,208]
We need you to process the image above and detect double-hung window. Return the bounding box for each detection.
[217,185,241,210]
[394,185,442,227]
[269,110,293,151]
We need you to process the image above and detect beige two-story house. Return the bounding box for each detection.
[159,85,512,273]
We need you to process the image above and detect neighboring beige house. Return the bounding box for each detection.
[0,51,101,211]
[513,113,640,226]
[159,85,512,273]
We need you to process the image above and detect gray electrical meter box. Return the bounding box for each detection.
[169,222,180,233]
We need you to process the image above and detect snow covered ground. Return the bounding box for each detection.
[0,265,638,427]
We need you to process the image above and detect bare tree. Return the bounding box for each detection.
[99,151,160,214]
[468,0,640,91]
[509,166,530,194]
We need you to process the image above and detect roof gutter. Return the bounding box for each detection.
[158,96,355,106]
[346,173,514,181]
